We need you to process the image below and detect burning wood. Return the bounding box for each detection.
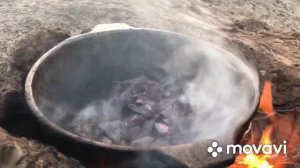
[71,76,194,148]
[229,81,300,168]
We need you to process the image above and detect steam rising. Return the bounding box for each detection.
[22,1,260,166]
[32,25,258,149]
[123,0,259,145]
[166,42,259,143]
[58,40,259,147]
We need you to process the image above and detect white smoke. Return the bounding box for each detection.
[162,41,259,143]
[34,0,259,149]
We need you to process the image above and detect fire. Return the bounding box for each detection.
[229,81,299,168]
[258,81,274,117]
[239,155,273,168]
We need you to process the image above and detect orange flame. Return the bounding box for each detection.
[259,81,274,116]
[259,126,273,145]
[229,81,298,168]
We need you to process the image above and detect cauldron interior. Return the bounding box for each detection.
[27,29,259,146]
[33,30,187,112]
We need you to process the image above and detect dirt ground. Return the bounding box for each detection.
[0,0,299,167]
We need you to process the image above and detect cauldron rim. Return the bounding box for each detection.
[25,27,259,152]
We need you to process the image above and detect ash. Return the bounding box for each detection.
[71,76,194,148]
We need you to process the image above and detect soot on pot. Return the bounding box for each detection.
[69,76,194,148]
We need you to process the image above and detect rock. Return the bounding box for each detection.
[74,123,92,138]
[128,114,146,126]
[128,103,155,118]
[161,118,170,125]
[100,120,126,143]
[127,126,142,141]
[90,124,103,141]
[157,98,176,111]
[127,120,155,142]
[78,76,194,147]
[154,122,169,136]
[176,102,192,116]
[159,104,174,117]
[141,120,155,136]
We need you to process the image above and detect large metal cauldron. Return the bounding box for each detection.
[25,24,259,167]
